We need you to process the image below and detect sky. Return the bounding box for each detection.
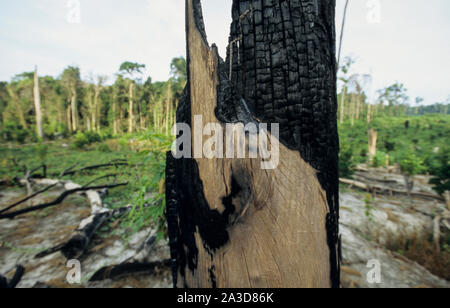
[0,0,449,105]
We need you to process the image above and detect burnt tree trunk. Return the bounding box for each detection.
[166,0,339,288]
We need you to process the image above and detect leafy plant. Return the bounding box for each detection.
[400,153,424,176]
[364,194,375,222]
[121,131,174,240]
[339,139,356,178]
[96,143,112,153]
[429,148,450,195]
[372,151,387,168]
[400,153,424,197]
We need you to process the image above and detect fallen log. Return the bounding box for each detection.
[353,172,398,185]
[36,203,155,260]
[0,180,128,220]
[339,178,445,202]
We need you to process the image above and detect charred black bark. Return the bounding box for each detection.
[226,0,340,288]
[167,0,339,288]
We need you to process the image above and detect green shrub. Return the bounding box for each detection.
[97,143,112,153]
[400,153,424,176]
[372,151,387,168]
[339,139,356,178]
[429,148,450,195]
[72,131,103,149]
[84,131,101,144]
[72,132,90,149]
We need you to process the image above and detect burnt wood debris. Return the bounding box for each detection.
[166,0,340,288]
[0,266,25,289]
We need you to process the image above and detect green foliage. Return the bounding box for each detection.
[429,148,450,195]
[72,131,101,149]
[364,194,375,222]
[119,62,146,77]
[372,151,387,168]
[72,132,90,149]
[0,131,174,242]
[399,153,424,176]
[0,57,186,143]
[96,143,112,153]
[339,138,356,178]
[339,115,450,173]
[120,131,174,240]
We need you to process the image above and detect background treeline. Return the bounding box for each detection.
[337,57,450,126]
[0,58,187,143]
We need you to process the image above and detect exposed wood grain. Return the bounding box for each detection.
[170,0,333,288]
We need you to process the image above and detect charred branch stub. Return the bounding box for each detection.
[166,0,339,288]
[0,266,25,289]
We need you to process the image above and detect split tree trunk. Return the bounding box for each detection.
[166,0,340,288]
[33,66,44,139]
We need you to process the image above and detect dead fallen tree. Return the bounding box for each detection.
[89,233,170,282]
[35,203,152,260]
[0,178,128,220]
[340,178,445,202]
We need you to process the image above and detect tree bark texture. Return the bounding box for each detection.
[166,0,340,288]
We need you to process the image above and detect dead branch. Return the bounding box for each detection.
[58,163,79,178]
[89,260,171,282]
[57,160,128,177]
[0,183,59,215]
[340,178,445,202]
[0,182,128,220]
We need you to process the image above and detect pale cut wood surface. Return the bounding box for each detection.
[179,0,331,288]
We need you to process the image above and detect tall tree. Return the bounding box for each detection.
[33,66,44,139]
[94,75,107,131]
[119,62,145,133]
[167,0,339,288]
[61,66,81,132]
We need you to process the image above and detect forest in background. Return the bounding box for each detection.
[0,58,186,143]
[0,55,448,242]
[0,55,449,198]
